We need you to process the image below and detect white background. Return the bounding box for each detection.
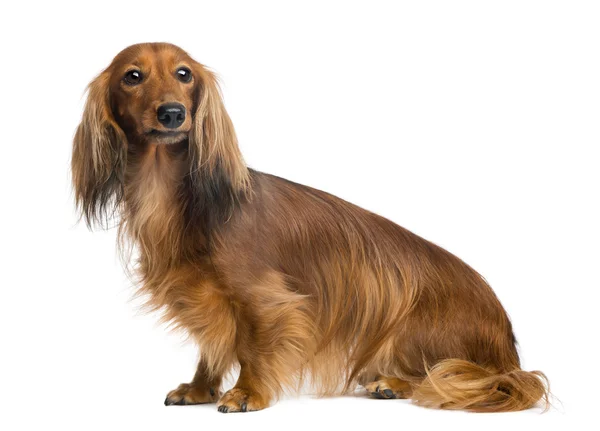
[1,1,598,430]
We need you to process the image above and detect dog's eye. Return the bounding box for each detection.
[176,67,192,83]
[123,70,143,85]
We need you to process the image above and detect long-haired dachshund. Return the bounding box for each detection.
[72,42,549,413]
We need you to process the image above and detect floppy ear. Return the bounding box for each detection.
[71,71,127,228]
[189,67,248,193]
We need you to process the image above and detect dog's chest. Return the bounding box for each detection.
[142,263,235,338]
[140,263,237,374]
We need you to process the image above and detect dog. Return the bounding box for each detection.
[71,42,548,413]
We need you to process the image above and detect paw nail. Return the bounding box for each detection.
[241,402,247,412]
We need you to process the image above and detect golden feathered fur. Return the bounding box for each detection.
[72,42,549,413]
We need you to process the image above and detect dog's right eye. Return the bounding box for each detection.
[123,70,143,85]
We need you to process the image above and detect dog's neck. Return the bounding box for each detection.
[120,138,249,273]
[122,141,197,270]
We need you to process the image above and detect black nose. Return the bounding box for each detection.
[157,103,186,129]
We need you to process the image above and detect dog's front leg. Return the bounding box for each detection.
[216,272,315,413]
[216,359,272,413]
[164,358,223,405]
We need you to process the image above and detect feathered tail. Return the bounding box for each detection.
[411,359,550,412]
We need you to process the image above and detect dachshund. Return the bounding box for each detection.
[71,42,549,413]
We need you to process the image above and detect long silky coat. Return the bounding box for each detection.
[72,42,548,413]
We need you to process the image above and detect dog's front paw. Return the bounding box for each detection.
[216,388,268,413]
[164,383,220,406]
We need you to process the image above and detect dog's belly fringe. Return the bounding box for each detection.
[135,253,526,399]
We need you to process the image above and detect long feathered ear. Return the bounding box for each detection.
[186,66,250,230]
[71,71,127,228]
[189,66,249,193]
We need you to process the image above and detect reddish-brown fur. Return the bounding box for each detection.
[72,43,549,413]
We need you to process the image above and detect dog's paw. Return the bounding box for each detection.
[164,383,220,406]
[364,377,412,400]
[216,388,268,413]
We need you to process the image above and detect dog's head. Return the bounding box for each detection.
[72,43,247,227]
[108,43,197,145]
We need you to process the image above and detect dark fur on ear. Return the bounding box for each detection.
[185,66,250,237]
[72,71,127,228]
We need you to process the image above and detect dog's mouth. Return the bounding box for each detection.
[146,129,188,144]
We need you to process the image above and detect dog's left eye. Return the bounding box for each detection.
[176,67,192,83]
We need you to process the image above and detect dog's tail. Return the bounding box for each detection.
[410,359,550,412]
